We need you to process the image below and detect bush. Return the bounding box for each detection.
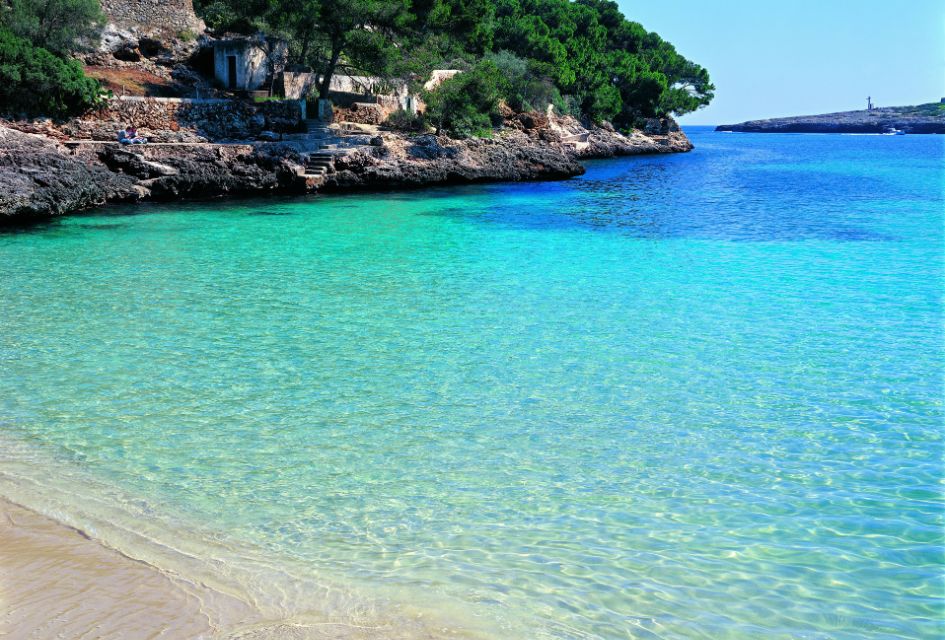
[484,50,561,114]
[384,109,426,132]
[1,0,104,55]
[0,28,103,118]
[422,60,506,138]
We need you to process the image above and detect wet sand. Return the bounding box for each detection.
[0,497,213,639]
[0,497,458,640]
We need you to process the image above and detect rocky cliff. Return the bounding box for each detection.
[0,127,302,223]
[0,117,693,224]
[0,127,136,221]
[716,103,945,134]
[323,131,582,191]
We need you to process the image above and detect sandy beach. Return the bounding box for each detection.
[0,497,459,640]
[0,497,213,639]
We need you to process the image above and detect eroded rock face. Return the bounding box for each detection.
[0,114,695,223]
[323,130,584,191]
[0,124,309,222]
[579,128,693,157]
[0,127,137,223]
[323,115,694,194]
[93,144,304,200]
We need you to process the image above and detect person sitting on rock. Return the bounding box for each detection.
[128,126,147,144]
[118,126,147,145]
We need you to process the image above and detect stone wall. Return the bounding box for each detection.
[59,97,303,142]
[100,0,204,34]
[279,72,319,101]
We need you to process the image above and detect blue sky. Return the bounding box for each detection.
[619,0,945,124]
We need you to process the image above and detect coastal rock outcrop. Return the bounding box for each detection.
[0,127,137,223]
[91,143,303,199]
[580,127,693,157]
[504,113,692,157]
[716,103,945,134]
[323,131,584,191]
[0,115,695,224]
[0,124,309,222]
[322,115,693,192]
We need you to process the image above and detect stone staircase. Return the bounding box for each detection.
[560,132,590,154]
[283,119,361,184]
[303,151,336,178]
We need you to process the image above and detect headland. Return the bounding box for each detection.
[716,103,945,134]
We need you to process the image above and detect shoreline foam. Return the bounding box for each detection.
[0,496,215,639]
[0,434,494,639]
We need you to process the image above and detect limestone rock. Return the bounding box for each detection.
[322,130,584,191]
[0,126,136,222]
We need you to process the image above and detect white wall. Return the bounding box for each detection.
[213,41,272,91]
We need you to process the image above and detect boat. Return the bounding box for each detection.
[883,126,906,135]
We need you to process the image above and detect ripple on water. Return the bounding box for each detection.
[0,131,942,639]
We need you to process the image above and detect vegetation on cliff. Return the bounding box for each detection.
[0,0,104,117]
[0,0,713,132]
[195,0,714,133]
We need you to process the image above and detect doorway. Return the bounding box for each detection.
[227,55,237,90]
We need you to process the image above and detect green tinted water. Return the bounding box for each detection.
[1,130,942,638]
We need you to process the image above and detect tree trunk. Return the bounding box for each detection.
[318,43,343,100]
[297,20,318,67]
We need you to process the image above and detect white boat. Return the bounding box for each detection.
[883,127,906,135]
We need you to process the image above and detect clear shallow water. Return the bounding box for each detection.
[1,129,943,639]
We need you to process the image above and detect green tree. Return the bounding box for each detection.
[0,0,104,55]
[412,0,495,55]
[0,27,102,117]
[297,0,411,99]
[191,0,269,33]
[484,50,560,113]
[191,0,714,132]
[423,60,506,137]
[194,0,412,99]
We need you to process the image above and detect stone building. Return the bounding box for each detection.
[212,37,288,92]
[99,0,204,34]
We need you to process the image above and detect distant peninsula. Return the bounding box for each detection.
[716,103,945,134]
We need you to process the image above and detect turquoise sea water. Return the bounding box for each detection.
[1,129,942,638]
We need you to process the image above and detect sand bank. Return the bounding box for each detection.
[0,497,213,639]
[0,496,467,639]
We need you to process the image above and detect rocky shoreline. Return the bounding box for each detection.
[0,117,691,225]
[716,103,945,134]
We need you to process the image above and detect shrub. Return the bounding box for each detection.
[0,28,103,118]
[383,109,426,132]
[484,50,561,114]
[1,0,105,55]
[422,60,506,138]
